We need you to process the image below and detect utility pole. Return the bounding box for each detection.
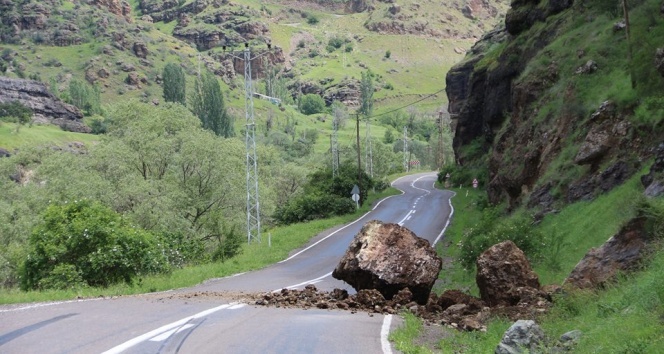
[224,42,272,244]
[356,114,362,205]
[365,117,373,178]
[403,126,408,172]
[332,114,339,178]
[437,110,444,170]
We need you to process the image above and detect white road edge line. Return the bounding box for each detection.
[274,271,333,292]
[381,314,393,354]
[433,191,456,246]
[101,303,243,354]
[0,297,105,313]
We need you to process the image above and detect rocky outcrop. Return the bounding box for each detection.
[565,217,648,289]
[323,79,361,106]
[132,41,149,59]
[505,0,573,36]
[345,0,373,13]
[656,48,664,77]
[0,77,89,133]
[476,241,540,307]
[94,0,132,22]
[332,220,442,304]
[641,143,664,197]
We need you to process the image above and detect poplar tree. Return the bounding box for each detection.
[190,72,233,138]
[162,63,186,105]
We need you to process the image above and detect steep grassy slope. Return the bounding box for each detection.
[448,0,664,210]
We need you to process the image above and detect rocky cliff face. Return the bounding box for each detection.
[446,0,664,209]
[0,77,89,133]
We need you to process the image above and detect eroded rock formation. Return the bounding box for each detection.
[565,217,649,289]
[0,77,89,133]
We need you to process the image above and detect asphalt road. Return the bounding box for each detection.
[0,172,454,354]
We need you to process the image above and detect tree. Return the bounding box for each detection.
[383,129,395,144]
[68,80,101,115]
[359,70,374,118]
[191,72,234,137]
[21,200,169,290]
[163,63,186,105]
[299,93,326,115]
[0,101,32,126]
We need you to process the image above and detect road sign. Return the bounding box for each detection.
[445,173,450,179]
[472,178,478,189]
[351,185,360,208]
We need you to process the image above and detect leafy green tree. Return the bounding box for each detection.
[191,72,234,137]
[359,70,374,118]
[162,63,186,105]
[299,93,325,115]
[383,129,395,144]
[68,80,101,115]
[21,200,169,290]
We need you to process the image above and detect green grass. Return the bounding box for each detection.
[427,171,661,352]
[389,312,432,354]
[0,123,100,150]
[0,186,401,305]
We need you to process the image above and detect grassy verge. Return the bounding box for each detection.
[393,170,664,352]
[394,172,664,352]
[0,186,400,305]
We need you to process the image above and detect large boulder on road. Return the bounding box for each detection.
[332,220,442,304]
[476,241,540,307]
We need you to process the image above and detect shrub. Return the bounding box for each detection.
[458,210,543,271]
[307,14,319,25]
[384,50,391,59]
[299,93,326,115]
[0,101,32,125]
[328,36,344,50]
[274,194,355,225]
[21,200,170,290]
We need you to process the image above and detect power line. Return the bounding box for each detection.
[369,87,446,119]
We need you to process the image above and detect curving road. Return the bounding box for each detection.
[0,172,454,354]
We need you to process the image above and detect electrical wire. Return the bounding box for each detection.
[367,87,447,119]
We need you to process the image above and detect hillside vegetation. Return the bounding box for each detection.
[0,0,511,293]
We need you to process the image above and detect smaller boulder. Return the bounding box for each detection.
[495,320,546,354]
[575,60,597,75]
[476,241,540,307]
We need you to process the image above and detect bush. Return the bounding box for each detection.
[299,93,326,115]
[274,194,355,225]
[0,101,32,125]
[21,201,170,290]
[458,210,543,271]
[384,50,391,59]
[307,14,319,25]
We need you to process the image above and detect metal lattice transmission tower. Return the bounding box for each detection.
[365,118,373,177]
[403,126,409,172]
[225,44,272,244]
[243,47,261,244]
[332,115,339,177]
